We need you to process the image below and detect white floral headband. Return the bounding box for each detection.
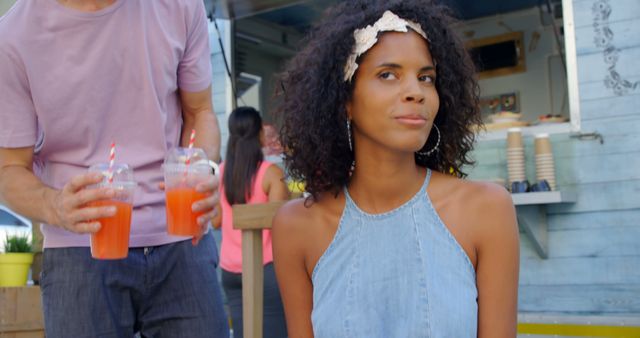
[343,10,430,82]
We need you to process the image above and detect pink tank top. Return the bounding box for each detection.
[219,161,274,273]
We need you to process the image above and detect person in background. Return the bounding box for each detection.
[262,123,285,166]
[272,0,520,337]
[261,123,284,158]
[0,0,228,337]
[213,107,289,338]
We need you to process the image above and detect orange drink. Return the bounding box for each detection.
[166,188,208,236]
[163,147,212,238]
[90,200,133,259]
[87,162,136,260]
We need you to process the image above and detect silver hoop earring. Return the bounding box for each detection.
[347,119,353,152]
[416,124,441,157]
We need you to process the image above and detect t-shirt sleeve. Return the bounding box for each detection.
[177,0,212,93]
[0,47,37,148]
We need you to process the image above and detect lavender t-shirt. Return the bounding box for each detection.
[0,0,212,248]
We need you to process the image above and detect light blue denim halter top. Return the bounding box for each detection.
[311,169,478,337]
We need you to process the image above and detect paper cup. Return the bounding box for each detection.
[507,128,523,148]
[534,134,553,155]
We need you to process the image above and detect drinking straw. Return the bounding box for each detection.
[184,129,196,176]
[186,129,196,164]
[188,129,196,149]
[108,142,115,183]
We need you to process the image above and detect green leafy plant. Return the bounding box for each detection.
[4,233,32,253]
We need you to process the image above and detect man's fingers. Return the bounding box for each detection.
[195,176,219,193]
[192,213,213,247]
[69,206,117,225]
[192,194,218,212]
[56,173,114,233]
[69,222,101,234]
[192,226,209,246]
[192,235,201,246]
[66,173,104,193]
[198,210,217,226]
[72,188,114,208]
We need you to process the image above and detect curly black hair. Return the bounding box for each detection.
[277,0,482,198]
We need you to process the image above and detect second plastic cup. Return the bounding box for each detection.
[88,163,136,260]
[164,147,212,237]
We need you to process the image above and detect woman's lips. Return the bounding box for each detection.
[395,115,428,126]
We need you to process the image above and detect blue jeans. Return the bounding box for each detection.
[41,233,229,338]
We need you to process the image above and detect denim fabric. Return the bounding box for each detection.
[311,170,478,338]
[41,233,229,338]
[221,263,287,338]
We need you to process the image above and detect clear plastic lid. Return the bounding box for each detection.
[163,147,211,175]
[87,164,136,202]
[88,163,136,187]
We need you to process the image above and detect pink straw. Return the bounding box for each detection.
[183,129,196,181]
[108,142,115,183]
[185,129,196,166]
[188,129,196,148]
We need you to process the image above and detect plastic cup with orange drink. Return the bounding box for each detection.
[88,163,136,260]
[163,147,212,237]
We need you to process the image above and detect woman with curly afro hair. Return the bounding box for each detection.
[272,1,519,337]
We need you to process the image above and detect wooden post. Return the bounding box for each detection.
[241,229,264,338]
[232,201,285,338]
[0,286,44,338]
[30,221,43,285]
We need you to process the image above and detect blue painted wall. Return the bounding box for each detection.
[468,0,640,315]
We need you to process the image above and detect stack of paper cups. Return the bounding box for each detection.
[534,133,556,190]
[506,128,526,185]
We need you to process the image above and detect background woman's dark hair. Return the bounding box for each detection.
[277,0,482,198]
[223,106,264,204]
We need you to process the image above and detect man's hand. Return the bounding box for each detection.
[49,172,116,234]
[191,174,220,246]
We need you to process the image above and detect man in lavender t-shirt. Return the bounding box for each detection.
[0,0,229,336]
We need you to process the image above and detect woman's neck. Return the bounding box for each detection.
[347,149,426,214]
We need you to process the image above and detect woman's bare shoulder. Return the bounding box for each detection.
[273,198,312,230]
[461,179,513,215]
[431,171,513,212]
[262,163,285,187]
[273,192,344,236]
[264,162,285,178]
[455,177,518,245]
[273,191,345,269]
[428,171,516,265]
[431,171,515,233]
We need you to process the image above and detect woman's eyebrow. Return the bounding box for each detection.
[375,62,436,72]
